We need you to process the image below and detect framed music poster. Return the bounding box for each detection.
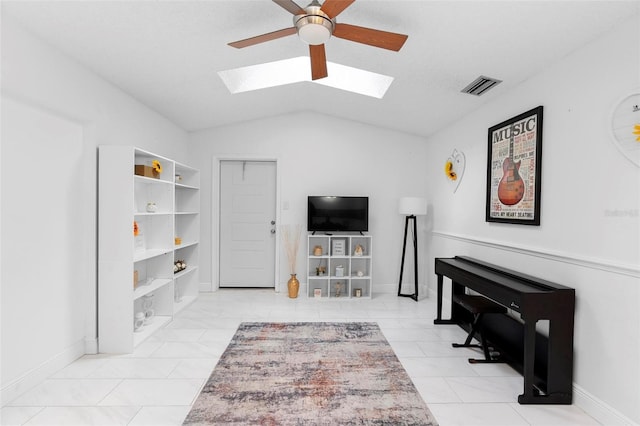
[486,106,543,225]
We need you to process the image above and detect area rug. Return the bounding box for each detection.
[183,322,438,425]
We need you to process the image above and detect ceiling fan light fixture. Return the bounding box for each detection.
[294,3,334,45]
[297,19,332,45]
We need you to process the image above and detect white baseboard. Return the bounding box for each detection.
[375,283,396,294]
[199,282,214,292]
[573,384,639,426]
[84,337,98,355]
[1,339,85,406]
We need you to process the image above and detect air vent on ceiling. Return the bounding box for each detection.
[461,76,502,96]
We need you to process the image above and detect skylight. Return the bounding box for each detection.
[218,57,394,99]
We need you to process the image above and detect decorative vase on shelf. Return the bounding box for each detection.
[287,274,299,298]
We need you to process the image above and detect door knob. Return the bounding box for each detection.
[270,229,276,234]
[270,220,276,225]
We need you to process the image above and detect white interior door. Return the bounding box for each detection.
[219,160,277,287]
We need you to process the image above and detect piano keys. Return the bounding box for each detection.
[434,256,575,404]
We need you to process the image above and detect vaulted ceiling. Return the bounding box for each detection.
[3,1,638,137]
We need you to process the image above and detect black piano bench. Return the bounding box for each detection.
[451,294,507,364]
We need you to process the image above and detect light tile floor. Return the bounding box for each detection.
[2,290,600,425]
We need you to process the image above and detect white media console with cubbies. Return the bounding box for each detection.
[307,234,372,299]
[98,146,200,353]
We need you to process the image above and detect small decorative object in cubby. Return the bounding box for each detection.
[313,245,323,256]
[354,288,362,298]
[335,265,344,277]
[134,312,145,332]
[146,202,157,213]
[134,159,162,179]
[175,174,182,182]
[356,270,364,277]
[175,237,182,245]
[314,288,322,298]
[315,265,326,276]
[174,259,187,273]
[133,220,139,236]
[332,239,346,256]
[142,294,154,324]
[354,244,364,256]
[335,282,343,297]
[133,270,139,288]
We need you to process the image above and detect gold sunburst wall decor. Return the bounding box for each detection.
[610,91,640,167]
[444,149,466,193]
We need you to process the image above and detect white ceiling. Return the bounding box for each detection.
[3,1,638,138]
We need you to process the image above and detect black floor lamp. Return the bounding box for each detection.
[398,197,427,301]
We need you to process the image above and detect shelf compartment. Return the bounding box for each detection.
[329,279,349,298]
[308,279,329,298]
[133,214,173,252]
[308,236,330,256]
[133,278,172,300]
[134,149,174,184]
[174,162,200,188]
[175,185,199,212]
[174,265,198,279]
[175,214,198,246]
[350,282,371,298]
[134,177,173,214]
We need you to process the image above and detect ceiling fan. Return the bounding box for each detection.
[228,0,409,80]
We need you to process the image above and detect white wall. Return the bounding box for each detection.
[424,15,639,425]
[2,7,638,424]
[0,17,189,403]
[188,112,430,293]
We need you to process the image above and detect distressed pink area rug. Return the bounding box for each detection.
[183,322,438,425]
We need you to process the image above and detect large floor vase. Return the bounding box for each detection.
[287,274,299,298]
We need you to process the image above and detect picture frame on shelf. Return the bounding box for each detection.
[331,238,346,256]
[486,106,543,226]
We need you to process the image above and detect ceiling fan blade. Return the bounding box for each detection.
[228,27,297,48]
[320,0,355,19]
[272,0,306,15]
[333,23,408,51]
[309,44,328,80]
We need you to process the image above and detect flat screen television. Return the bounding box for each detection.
[307,196,368,233]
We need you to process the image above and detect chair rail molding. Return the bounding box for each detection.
[431,231,639,278]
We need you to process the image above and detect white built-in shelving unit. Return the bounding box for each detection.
[98,146,200,353]
[307,234,372,299]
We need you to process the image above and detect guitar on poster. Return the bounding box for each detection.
[497,124,525,205]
